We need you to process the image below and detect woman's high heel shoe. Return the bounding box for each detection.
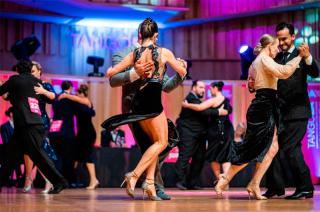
[142,180,162,201]
[214,174,230,198]
[42,180,54,194]
[23,176,33,193]
[246,183,267,200]
[120,171,138,198]
[86,180,99,190]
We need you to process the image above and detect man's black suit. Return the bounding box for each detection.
[266,48,319,192]
[0,73,66,188]
[49,95,77,184]
[175,92,220,188]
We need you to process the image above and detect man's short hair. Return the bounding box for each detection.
[192,80,199,88]
[61,81,73,91]
[15,60,32,74]
[276,22,295,35]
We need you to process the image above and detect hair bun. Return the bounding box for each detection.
[253,42,263,55]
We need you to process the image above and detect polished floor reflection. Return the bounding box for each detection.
[0,187,319,212]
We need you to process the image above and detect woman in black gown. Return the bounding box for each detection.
[59,84,99,189]
[182,81,234,186]
[103,18,186,200]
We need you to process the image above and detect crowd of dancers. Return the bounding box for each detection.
[0,18,319,202]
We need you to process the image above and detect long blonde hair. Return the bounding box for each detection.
[253,34,276,55]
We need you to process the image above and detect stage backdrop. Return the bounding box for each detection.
[0,72,319,183]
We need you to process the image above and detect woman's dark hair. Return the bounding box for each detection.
[139,18,158,40]
[61,80,73,91]
[15,60,32,74]
[276,22,294,35]
[211,81,224,91]
[77,84,89,97]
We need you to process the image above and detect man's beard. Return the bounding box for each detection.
[196,93,204,98]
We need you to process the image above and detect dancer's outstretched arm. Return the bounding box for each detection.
[182,97,223,111]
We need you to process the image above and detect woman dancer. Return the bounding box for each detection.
[182,81,234,186]
[23,61,57,193]
[59,84,99,190]
[103,18,186,200]
[215,34,307,199]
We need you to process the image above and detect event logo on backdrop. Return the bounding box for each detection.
[71,26,138,51]
[70,26,138,76]
[303,84,320,183]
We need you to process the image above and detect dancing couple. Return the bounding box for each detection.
[215,25,318,200]
[103,18,187,201]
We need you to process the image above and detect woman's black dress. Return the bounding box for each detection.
[74,103,97,163]
[39,82,57,161]
[102,45,165,131]
[206,98,234,163]
[231,89,278,165]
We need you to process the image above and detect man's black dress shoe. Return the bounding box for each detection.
[285,190,313,200]
[262,189,285,198]
[49,181,69,194]
[155,184,171,200]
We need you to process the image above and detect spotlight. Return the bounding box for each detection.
[239,45,255,80]
[11,35,41,61]
[87,56,105,77]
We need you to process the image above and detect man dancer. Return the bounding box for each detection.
[175,80,228,190]
[50,81,77,187]
[109,24,185,200]
[0,60,68,194]
[264,22,319,199]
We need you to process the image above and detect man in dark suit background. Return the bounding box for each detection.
[101,128,126,148]
[50,81,77,186]
[264,22,319,200]
[175,80,228,190]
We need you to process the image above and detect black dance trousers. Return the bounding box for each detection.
[266,119,314,191]
[50,138,76,184]
[0,125,65,188]
[175,127,206,187]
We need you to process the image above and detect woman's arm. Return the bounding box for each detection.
[106,52,134,78]
[163,48,187,79]
[59,93,91,107]
[34,83,55,100]
[182,98,220,111]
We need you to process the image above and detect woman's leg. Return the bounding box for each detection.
[211,162,221,180]
[143,158,158,197]
[215,163,248,196]
[222,162,231,175]
[23,154,34,190]
[127,112,168,190]
[247,129,279,194]
[86,162,99,189]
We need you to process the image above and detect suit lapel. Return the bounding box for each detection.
[286,48,299,62]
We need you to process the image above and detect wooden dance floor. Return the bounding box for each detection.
[1,187,320,212]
